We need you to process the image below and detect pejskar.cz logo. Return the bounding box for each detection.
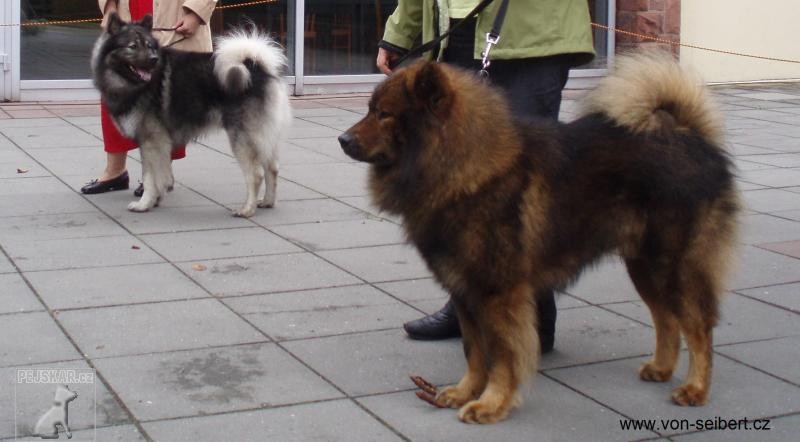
[14,368,96,441]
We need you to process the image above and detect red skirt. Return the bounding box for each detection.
[100,0,185,159]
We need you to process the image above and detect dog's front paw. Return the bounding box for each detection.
[436,385,476,409]
[128,201,152,212]
[457,398,510,424]
[232,206,256,218]
[639,361,673,382]
[671,384,708,406]
[257,199,275,209]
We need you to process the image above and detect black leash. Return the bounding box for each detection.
[388,0,501,70]
[152,26,187,48]
[478,0,510,78]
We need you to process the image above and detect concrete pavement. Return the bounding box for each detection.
[0,84,799,441]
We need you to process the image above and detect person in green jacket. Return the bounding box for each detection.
[376,0,595,352]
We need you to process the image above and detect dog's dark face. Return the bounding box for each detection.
[338,61,455,167]
[102,13,160,83]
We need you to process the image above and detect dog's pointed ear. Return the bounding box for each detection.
[107,12,124,35]
[139,14,154,31]
[412,61,454,117]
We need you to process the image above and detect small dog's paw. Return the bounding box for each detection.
[257,199,275,209]
[457,399,509,424]
[232,206,256,218]
[639,362,673,382]
[127,201,151,212]
[671,384,708,406]
[436,386,475,409]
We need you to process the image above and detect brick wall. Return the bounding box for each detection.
[616,0,680,53]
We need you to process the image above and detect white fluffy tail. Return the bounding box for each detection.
[213,29,287,94]
[580,50,723,147]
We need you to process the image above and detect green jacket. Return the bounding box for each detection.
[383,0,595,64]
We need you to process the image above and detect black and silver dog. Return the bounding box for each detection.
[92,14,291,216]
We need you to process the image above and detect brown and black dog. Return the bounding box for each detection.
[339,52,739,424]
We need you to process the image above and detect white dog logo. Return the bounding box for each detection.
[32,384,78,439]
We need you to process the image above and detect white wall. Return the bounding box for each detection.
[681,1,800,83]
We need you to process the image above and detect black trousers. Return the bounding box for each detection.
[442,18,565,342]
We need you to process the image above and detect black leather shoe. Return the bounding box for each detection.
[133,183,144,197]
[404,294,557,354]
[403,300,461,340]
[80,171,129,194]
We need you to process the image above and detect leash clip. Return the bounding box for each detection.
[480,32,500,72]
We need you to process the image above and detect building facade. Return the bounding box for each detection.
[1,0,623,101]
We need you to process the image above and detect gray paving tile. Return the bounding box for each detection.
[270,218,404,251]
[546,354,800,436]
[318,244,432,283]
[0,176,72,196]
[284,329,463,396]
[716,336,800,385]
[0,361,131,439]
[280,143,342,165]
[140,227,302,262]
[359,377,657,442]
[0,119,71,129]
[56,299,266,358]
[286,120,343,139]
[0,212,127,242]
[737,282,800,313]
[741,188,800,213]
[603,293,800,346]
[671,413,800,441]
[224,285,422,340]
[565,257,640,304]
[0,254,13,274]
[0,125,101,149]
[730,245,800,290]
[249,198,368,227]
[540,306,654,370]
[280,163,369,197]
[375,278,448,304]
[0,312,80,367]
[741,213,800,245]
[68,424,147,442]
[179,253,361,297]
[2,235,163,272]
[23,146,110,178]
[0,192,97,218]
[143,399,400,442]
[288,137,356,163]
[107,205,253,235]
[739,168,800,188]
[300,114,363,130]
[93,343,342,421]
[0,273,43,314]
[738,153,800,168]
[24,263,209,310]
[190,178,325,206]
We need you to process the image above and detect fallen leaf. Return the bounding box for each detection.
[192,264,207,271]
[17,168,29,174]
[131,245,140,250]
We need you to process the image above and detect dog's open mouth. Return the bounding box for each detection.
[128,65,153,82]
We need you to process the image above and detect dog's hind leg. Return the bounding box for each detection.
[230,134,264,218]
[435,300,489,408]
[626,257,681,382]
[128,140,172,212]
[458,283,537,424]
[257,129,280,209]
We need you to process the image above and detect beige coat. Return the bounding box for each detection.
[98,0,216,52]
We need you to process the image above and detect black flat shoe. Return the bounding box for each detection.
[403,300,461,340]
[133,183,144,197]
[80,171,129,194]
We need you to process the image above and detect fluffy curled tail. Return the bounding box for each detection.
[580,50,723,147]
[213,29,286,94]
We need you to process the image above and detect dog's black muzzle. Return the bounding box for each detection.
[338,132,362,160]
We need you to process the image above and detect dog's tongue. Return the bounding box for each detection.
[136,69,152,82]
